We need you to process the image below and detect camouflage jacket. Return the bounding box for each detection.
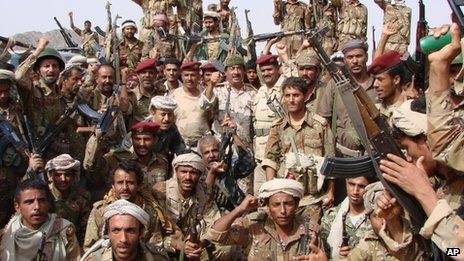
[348,216,424,260]
[320,201,372,258]
[205,213,322,261]
[50,184,92,245]
[119,38,144,71]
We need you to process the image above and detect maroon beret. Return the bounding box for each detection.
[181,61,201,71]
[200,63,217,71]
[256,54,279,66]
[367,50,402,75]
[129,121,160,135]
[135,59,157,73]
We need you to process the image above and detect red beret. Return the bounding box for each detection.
[367,51,402,75]
[129,121,160,135]
[256,54,279,66]
[135,59,157,73]
[200,63,217,71]
[181,61,201,71]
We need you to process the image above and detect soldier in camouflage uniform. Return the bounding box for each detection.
[142,14,177,60]
[273,0,311,58]
[153,153,231,260]
[44,154,91,245]
[251,54,285,196]
[347,182,425,260]
[81,199,169,261]
[332,0,368,48]
[84,121,169,200]
[15,38,65,143]
[129,59,164,124]
[320,177,372,259]
[206,179,323,260]
[263,77,335,225]
[131,0,176,43]
[69,12,100,58]
[177,0,203,33]
[119,20,144,79]
[374,0,412,54]
[0,70,28,228]
[207,0,232,33]
[188,11,229,63]
[84,161,180,252]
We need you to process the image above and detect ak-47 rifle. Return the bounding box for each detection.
[0,118,28,165]
[244,29,310,43]
[23,115,46,181]
[372,26,376,57]
[244,9,257,63]
[179,202,201,261]
[157,28,229,44]
[306,27,429,242]
[104,2,113,62]
[54,17,78,48]
[414,0,428,91]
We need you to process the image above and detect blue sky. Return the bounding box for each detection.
[0,0,450,54]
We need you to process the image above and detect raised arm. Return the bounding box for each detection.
[373,22,398,60]
[68,11,82,36]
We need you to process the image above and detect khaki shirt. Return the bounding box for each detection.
[72,28,100,57]
[50,184,91,245]
[419,199,464,258]
[426,89,464,172]
[206,213,320,261]
[84,188,178,251]
[83,242,169,261]
[251,75,285,161]
[153,177,221,241]
[262,111,334,205]
[170,87,212,147]
[199,82,257,144]
[317,77,376,151]
[376,1,412,53]
[377,92,408,126]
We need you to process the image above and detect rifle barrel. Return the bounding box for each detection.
[0,36,35,49]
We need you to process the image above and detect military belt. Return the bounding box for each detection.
[254,128,270,137]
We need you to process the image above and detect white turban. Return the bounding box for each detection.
[391,100,427,137]
[363,181,385,214]
[172,152,206,174]
[258,178,304,199]
[150,95,178,111]
[0,69,15,81]
[121,20,137,30]
[203,11,220,19]
[86,57,100,65]
[45,154,81,181]
[67,55,87,66]
[103,199,149,234]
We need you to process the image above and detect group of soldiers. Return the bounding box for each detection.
[0,0,464,260]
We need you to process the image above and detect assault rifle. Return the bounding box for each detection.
[54,17,78,48]
[414,0,428,91]
[23,115,46,181]
[157,28,229,44]
[244,29,310,43]
[244,9,257,63]
[306,27,429,239]
[0,119,28,165]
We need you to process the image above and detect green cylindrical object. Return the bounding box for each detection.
[419,31,452,54]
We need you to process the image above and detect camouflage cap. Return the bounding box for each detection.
[224,54,245,68]
[295,53,320,68]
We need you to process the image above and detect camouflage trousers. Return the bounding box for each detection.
[296,202,323,229]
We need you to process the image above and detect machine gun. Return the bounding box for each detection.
[54,17,78,48]
[306,27,429,240]
[0,119,28,165]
